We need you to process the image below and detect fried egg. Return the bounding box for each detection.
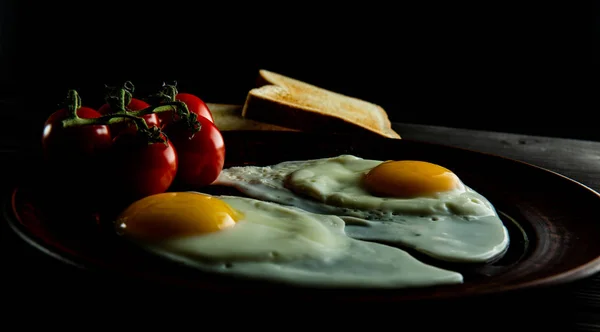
[214,155,510,263]
[115,191,463,288]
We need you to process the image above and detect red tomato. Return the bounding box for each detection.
[165,115,225,188]
[98,98,159,135]
[110,132,178,203]
[176,93,214,122]
[42,107,112,163]
[159,93,214,128]
[41,107,113,213]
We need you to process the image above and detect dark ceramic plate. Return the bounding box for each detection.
[6,131,600,303]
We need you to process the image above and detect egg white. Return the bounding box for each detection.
[123,194,463,288]
[214,155,510,263]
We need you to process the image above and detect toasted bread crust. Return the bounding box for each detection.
[242,70,400,139]
[242,92,399,138]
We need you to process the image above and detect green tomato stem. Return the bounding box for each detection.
[104,84,133,114]
[143,82,177,107]
[61,102,200,135]
[123,81,135,93]
[62,113,149,131]
[161,82,178,101]
[58,85,200,145]
[66,90,82,117]
[130,103,182,118]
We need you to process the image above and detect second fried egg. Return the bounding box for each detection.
[214,155,510,263]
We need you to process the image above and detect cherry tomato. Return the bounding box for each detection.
[165,115,225,188]
[159,93,214,128]
[110,132,178,204]
[41,107,113,213]
[42,107,112,164]
[176,93,214,122]
[98,98,159,135]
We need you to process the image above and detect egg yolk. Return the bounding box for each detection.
[116,192,244,242]
[363,160,459,198]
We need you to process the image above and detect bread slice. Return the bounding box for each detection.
[241,69,401,139]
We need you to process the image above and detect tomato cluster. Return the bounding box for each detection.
[41,82,225,214]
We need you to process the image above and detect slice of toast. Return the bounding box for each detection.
[241,69,401,139]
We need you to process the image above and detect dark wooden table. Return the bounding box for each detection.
[2,101,600,329]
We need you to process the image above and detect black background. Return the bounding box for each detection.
[0,2,597,327]
[0,1,594,141]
